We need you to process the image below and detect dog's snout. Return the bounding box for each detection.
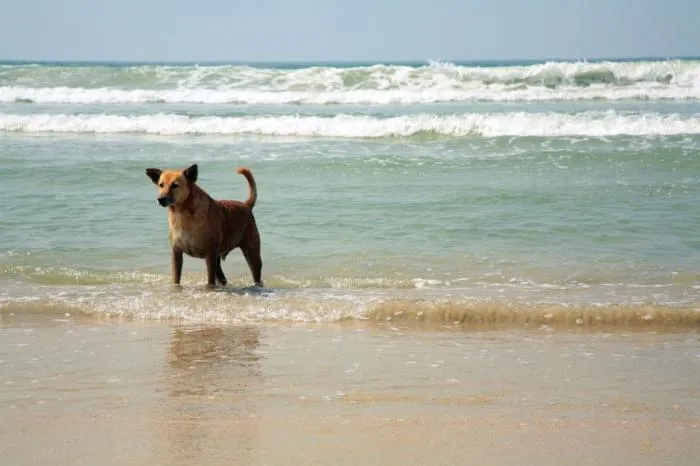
[157,196,172,207]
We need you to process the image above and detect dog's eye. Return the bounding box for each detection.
[171,183,178,189]
[158,183,164,188]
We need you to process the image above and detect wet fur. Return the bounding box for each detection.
[145,164,263,288]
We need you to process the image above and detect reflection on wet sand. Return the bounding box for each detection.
[164,325,262,466]
[1,318,698,465]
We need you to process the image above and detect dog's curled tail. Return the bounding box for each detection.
[237,167,257,209]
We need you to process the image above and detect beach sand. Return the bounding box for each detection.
[1,312,698,465]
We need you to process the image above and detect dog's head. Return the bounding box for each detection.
[145,164,198,208]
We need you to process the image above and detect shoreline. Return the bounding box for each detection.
[3,298,700,333]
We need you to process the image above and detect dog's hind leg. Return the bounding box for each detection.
[240,218,263,287]
[215,257,228,286]
[240,245,263,287]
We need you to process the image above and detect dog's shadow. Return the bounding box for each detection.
[209,285,273,296]
[170,284,273,296]
[217,285,272,296]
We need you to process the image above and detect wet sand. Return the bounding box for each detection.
[0,313,698,465]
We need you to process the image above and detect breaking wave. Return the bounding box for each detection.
[2,85,699,104]
[1,59,699,103]
[2,111,700,138]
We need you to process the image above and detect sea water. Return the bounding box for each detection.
[1,58,700,326]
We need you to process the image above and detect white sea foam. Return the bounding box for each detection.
[1,60,700,103]
[1,285,698,325]
[1,111,699,138]
[2,84,699,104]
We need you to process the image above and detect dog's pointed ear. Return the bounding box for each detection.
[146,168,162,185]
[184,164,198,183]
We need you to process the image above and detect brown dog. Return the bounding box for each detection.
[145,164,263,288]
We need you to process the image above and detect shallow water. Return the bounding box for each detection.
[1,130,700,325]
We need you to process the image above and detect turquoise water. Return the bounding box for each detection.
[1,59,700,324]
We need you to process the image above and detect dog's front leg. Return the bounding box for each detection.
[205,251,218,288]
[172,248,183,285]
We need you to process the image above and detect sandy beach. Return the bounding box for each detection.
[1,312,698,465]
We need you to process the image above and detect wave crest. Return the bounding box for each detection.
[1,60,699,103]
[1,84,698,104]
[2,111,699,138]
[2,59,697,88]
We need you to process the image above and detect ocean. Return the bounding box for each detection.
[1,58,700,327]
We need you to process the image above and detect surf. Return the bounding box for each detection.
[2,111,700,137]
[1,59,700,104]
[2,290,699,330]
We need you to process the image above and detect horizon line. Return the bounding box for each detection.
[0,55,698,66]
